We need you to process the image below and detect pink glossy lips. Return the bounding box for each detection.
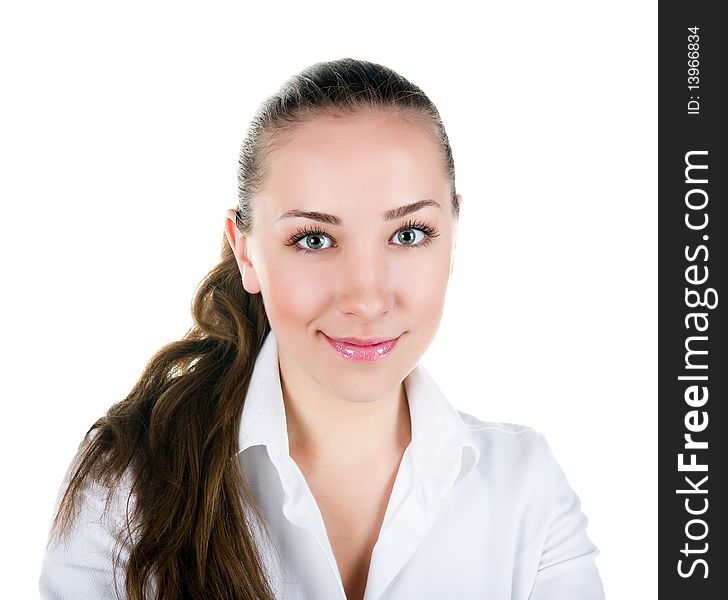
[324,333,400,362]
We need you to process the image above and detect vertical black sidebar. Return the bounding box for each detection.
[659,3,727,599]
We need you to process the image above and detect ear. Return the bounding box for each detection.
[453,194,463,245]
[224,208,261,294]
[451,194,462,275]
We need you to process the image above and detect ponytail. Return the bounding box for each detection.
[50,239,276,600]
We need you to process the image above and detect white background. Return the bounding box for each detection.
[1,1,656,597]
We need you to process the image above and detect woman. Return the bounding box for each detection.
[40,58,605,600]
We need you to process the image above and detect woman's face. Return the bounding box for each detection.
[226,109,460,404]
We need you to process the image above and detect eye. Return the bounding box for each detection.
[284,219,440,255]
[391,228,426,246]
[390,219,440,248]
[285,227,336,254]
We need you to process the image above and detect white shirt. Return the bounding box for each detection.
[40,330,605,599]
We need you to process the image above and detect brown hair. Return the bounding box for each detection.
[49,57,459,599]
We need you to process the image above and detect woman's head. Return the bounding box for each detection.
[225,58,461,404]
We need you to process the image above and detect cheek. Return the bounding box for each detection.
[395,251,451,311]
[261,255,333,327]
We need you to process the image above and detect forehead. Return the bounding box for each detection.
[256,110,448,218]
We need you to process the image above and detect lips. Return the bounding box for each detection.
[328,336,397,346]
[323,332,401,361]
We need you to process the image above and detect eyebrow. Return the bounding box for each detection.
[277,199,441,225]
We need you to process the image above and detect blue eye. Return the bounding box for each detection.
[293,231,335,252]
[391,228,426,246]
[285,219,440,255]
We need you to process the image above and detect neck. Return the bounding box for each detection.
[280,364,412,470]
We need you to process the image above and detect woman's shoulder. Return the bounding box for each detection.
[457,410,547,446]
[454,411,558,475]
[39,442,137,599]
[454,411,604,596]
[457,411,539,435]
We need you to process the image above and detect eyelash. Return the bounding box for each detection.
[284,219,441,255]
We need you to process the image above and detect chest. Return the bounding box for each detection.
[245,444,533,600]
[293,456,404,600]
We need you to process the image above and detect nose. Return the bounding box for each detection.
[335,244,394,320]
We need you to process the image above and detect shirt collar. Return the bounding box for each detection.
[238,330,481,494]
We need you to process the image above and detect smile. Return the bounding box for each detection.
[322,333,401,362]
